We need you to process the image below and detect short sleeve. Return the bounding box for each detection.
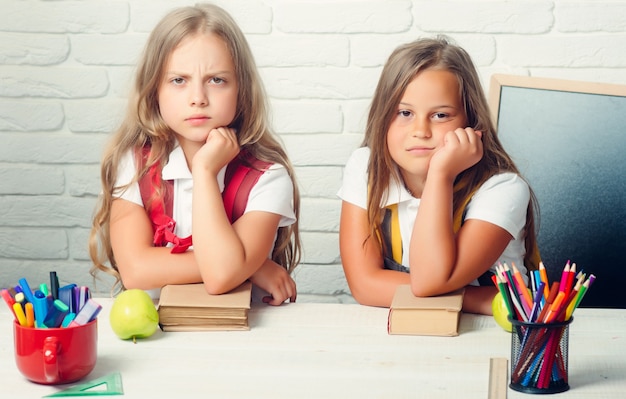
[113,150,143,207]
[337,147,370,209]
[464,173,530,239]
[246,164,296,227]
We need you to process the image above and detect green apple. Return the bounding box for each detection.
[110,289,159,343]
[491,291,513,332]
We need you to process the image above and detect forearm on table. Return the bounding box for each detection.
[191,170,253,291]
[116,248,202,290]
[409,174,457,293]
[462,285,498,315]
[346,267,411,308]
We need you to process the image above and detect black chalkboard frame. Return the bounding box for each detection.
[488,74,626,308]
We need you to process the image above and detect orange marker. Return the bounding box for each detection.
[25,302,35,328]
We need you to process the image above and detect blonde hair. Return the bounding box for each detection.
[363,35,540,271]
[89,3,301,292]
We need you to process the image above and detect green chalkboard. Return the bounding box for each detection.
[489,74,626,308]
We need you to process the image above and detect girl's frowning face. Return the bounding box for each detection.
[387,68,468,184]
[158,32,238,147]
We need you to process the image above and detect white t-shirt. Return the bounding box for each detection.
[113,144,296,300]
[337,146,530,285]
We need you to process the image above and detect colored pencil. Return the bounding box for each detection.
[508,261,596,391]
[512,262,534,315]
[557,261,570,293]
[539,262,550,299]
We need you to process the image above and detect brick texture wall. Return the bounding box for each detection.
[1,0,625,302]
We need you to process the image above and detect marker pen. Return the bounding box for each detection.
[13,303,27,326]
[18,278,36,304]
[39,283,49,297]
[69,299,102,327]
[58,284,77,313]
[14,292,26,306]
[74,286,91,312]
[32,290,50,328]
[61,312,76,328]
[49,271,59,300]
[1,289,18,321]
[25,302,35,328]
[44,299,70,328]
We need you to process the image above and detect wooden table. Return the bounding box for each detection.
[2,300,625,398]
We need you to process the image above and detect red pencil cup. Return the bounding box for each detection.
[509,317,572,394]
[13,319,98,385]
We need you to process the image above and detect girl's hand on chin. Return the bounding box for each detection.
[193,127,240,174]
[429,127,483,179]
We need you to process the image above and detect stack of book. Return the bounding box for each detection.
[387,285,464,336]
[157,281,252,331]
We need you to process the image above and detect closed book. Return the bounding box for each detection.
[387,285,464,336]
[158,281,252,331]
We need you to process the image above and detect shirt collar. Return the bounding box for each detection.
[382,174,415,206]
[161,144,227,191]
[162,145,191,180]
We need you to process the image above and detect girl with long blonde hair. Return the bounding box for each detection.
[90,3,301,305]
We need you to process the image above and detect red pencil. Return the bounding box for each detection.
[558,261,570,293]
[564,263,576,298]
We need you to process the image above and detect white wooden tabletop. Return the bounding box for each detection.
[2,299,625,398]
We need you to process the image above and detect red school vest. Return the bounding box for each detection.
[137,146,273,253]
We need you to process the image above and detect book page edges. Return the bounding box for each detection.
[387,285,464,336]
[160,324,250,332]
[387,308,461,336]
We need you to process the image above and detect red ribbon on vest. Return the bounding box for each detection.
[152,214,193,253]
[141,158,193,253]
[138,147,272,254]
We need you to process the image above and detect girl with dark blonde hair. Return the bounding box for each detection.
[90,3,301,305]
[338,36,539,314]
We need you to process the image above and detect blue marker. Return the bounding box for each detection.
[18,278,36,304]
[58,284,77,313]
[32,290,50,328]
[44,299,70,328]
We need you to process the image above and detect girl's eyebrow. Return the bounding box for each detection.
[398,102,457,109]
[164,69,235,75]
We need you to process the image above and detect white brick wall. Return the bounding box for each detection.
[1,0,625,302]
